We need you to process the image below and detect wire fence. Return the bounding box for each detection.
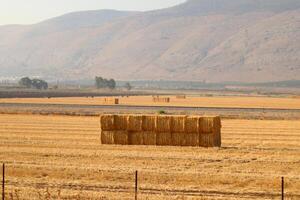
[1,163,299,200]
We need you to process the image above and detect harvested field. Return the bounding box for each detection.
[1,95,300,110]
[0,114,300,199]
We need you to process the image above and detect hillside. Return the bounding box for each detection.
[0,0,299,82]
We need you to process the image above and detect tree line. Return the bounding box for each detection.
[95,77,116,89]
[19,77,48,90]
[18,76,132,90]
[95,77,132,90]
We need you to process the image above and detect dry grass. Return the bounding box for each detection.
[1,95,300,109]
[0,114,300,199]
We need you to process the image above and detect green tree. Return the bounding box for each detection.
[124,82,132,91]
[19,77,32,88]
[108,79,116,89]
[31,79,48,90]
[95,77,116,90]
[95,76,104,89]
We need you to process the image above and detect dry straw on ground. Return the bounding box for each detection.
[100,114,221,147]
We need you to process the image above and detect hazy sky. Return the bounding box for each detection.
[0,0,186,25]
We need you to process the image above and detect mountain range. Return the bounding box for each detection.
[0,0,299,83]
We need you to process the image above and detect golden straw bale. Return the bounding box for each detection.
[200,117,215,133]
[100,115,115,131]
[128,115,143,131]
[113,131,128,145]
[213,128,222,147]
[156,115,172,132]
[212,116,222,147]
[171,132,185,146]
[142,115,157,131]
[199,133,214,147]
[128,131,143,145]
[143,131,157,145]
[213,116,222,129]
[184,133,199,146]
[114,115,128,130]
[171,115,186,133]
[100,131,114,144]
[156,132,172,146]
[185,116,200,133]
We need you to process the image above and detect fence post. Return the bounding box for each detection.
[2,163,4,200]
[281,177,284,200]
[135,170,138,200]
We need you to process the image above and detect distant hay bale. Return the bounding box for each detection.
[156,115,172,132]
[100,114,221,147]
[128,115,143,131]
[103,98,119,105]
[152,96,170,103]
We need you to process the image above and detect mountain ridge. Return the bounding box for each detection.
[0,0,299,82]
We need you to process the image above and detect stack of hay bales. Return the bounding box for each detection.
[152,96,170,103]
[103,98,119,104]
[100,114,221,147]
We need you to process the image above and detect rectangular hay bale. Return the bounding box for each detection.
[156,132,172,146]
[128,115,143,131]
[100,131,114,144]
[113,131,128,145]
[184,133,199,146]
[142,115,156,131]
[171,115,186,133]
[156,115,172,133]
[200,117,215,133]
[213,129,222,147]
[199,133,214,147]
[171,132,185,146]
[185,116,199,133]
[143,131,156,145]
[213,117,222,147]
[128,131,143,145]
[114,115,128,130]
[100,115,115,131]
